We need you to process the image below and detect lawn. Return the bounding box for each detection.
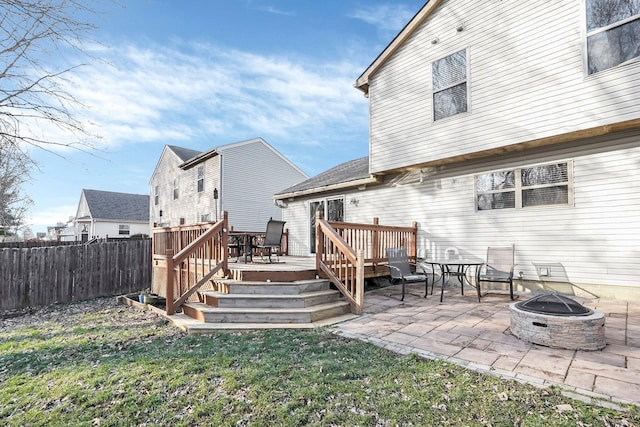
[1,298,638,426]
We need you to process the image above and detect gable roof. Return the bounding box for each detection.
[82,189,150,221]
[274,156,379,199]
[355,0,441,96]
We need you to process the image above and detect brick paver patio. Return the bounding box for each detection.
[333,282,640,409]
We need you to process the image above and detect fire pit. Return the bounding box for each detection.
[509,294,605,350]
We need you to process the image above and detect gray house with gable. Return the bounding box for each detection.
[73,189,150,242]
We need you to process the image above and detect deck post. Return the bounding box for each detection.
[355,249,364,314]
[411,221,418,260]
[372,217,379,265]
[165,249,175,315]
[315,210,323,271]
[221,211,229,275]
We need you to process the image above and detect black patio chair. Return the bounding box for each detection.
[255,218,286,263]
[385,247,429,301]
[476,244,515,301]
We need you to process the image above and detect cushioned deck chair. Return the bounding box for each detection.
[386,247,429,301]
[255,218,286,263]
[476,244,515,301]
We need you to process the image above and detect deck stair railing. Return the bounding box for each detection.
[153,212,229,315]
[315,212,417,314]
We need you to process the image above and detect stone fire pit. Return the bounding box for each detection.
[509,294,605,351]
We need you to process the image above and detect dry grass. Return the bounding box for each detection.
[1,298,639,426]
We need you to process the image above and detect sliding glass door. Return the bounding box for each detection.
[309,197,344,253]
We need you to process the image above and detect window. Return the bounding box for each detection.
[476,162,571,210]
[154,185,159,205]
[118,225,130,235]
[432,49,467,120]
[197,166,204,193]
[200,213,210,222]
[173,178,179,200]
[586,0,640,74]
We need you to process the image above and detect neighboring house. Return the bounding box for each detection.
[275,0,640,300]
[150,137,308,231]
[74,189,150,242]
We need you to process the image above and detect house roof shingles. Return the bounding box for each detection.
[168,145,202,162]
[83,189,150,221]
[275,156,369,195]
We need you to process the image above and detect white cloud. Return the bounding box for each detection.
[59,40,368,154]
[27,204,77,229]
[348,3,417,34]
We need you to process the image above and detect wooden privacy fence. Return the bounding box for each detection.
[0,239,152,312]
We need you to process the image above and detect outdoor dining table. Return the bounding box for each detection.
[420,259,484,302]
[229,232,259,263]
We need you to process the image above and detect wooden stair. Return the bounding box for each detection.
[175,269,355,333]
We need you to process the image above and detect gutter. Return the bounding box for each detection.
[274,175,382,200]
[179,149,219,170]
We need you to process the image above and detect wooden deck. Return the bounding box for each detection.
[132,256,390,333]
[227,256,391,278]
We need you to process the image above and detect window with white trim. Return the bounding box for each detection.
[118,225,130,235]
[173,178,179,200]
[586,0,640,74]
[432,49,468,120]
[197,166,204,193]
[476,162,572,210]
[154,185,159,205]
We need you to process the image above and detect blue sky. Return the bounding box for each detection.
[25,0,425,234]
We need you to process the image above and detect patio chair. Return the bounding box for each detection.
[255,218,286,263]
[476,244,515,301]
[385,247,429,301]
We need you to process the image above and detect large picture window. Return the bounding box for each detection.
[476,162,572,211]
[586,0,640,74]
[432,49,467,120]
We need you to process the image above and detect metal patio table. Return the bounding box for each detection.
[420,259,484,302]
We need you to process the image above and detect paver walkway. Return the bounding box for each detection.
[333,282,640,409]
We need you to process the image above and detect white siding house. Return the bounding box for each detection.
[74,189,150,241]
[275,0,640,300]
[150,137,308,231]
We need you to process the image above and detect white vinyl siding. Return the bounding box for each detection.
[367,0,640,174]
[283,135,640,292]
[150,139,308,231]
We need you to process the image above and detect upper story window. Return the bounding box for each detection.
[118,225,130,235]
[173,178,179,200]
[154,185,159,205]
[586,0,640,74]
[476,162,572,211]
[432,49,468,121]
[197,166,205,193]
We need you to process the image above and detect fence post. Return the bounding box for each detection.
[355,249,364,315]
[165,249,175,315]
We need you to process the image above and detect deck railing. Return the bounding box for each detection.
[316,212,417,314]
[330,217,418,264]
[152,212,229,315]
